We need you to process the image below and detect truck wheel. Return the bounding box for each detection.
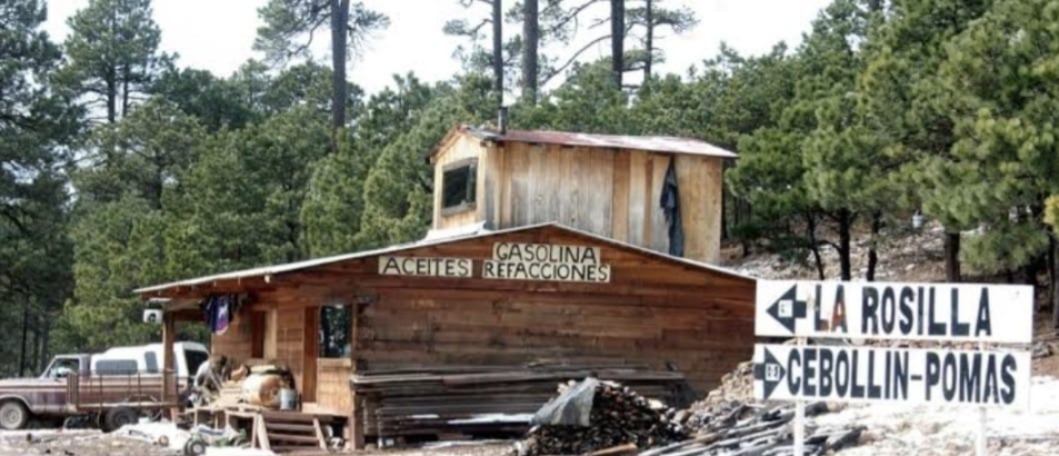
[103,407,138,432]
[125,394,162,421]
[0,401,28,430]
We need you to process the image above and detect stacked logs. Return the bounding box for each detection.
[521,381,687,456]
[643,401,865,456]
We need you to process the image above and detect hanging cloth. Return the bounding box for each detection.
[660,159,684,257]
[203,294,236,335]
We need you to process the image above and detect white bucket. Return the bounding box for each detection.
[278,388,297,411]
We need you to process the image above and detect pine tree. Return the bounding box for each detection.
[858,0,994,282]
[1,0,79,375]
[934,0,1059,322]
[255,0,388,131]
[59,0,169,123]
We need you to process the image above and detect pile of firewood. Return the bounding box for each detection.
[642,400,864,456]
[353,363,693,440]
[693,362,754,408]
[520,380,687,456]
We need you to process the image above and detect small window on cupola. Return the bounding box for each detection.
[441,158,477,215]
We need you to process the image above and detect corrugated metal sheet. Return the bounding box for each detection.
[461,125,737,158]
[134,222,753,295]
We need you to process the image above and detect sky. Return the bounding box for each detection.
[43,0,832,95]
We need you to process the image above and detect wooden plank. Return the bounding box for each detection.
[499,145,512,228]
[161,313,176,419]
[579,148,614,237]
[649,153,671,252]
[257,415,271,452]
[559,146,579,227]
[510,145,530,226]
[703,158,724,263]
[264,308,278,360]
[433,155,443,228]
[525,144,547,223]
[542,145,562,222]
[611,149,631,242]
[483,143,500,228]
[641,153,654,248]
[314,418,328,450]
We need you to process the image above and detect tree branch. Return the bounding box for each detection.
[546,0,605,37]
[541,34,611,84]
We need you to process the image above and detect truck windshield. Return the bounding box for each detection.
[43,358,80,378]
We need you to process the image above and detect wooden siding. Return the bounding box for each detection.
[211,309,256,362]
[190,225,754,414]
[435,131,726,263]
[433,134,487,230]
[270,227,750,395]
[317,358,353,413]
[676,155,723,263]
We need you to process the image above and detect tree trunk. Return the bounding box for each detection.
[106,72,117,124]
[807,214,825,280]
[18,300,29,377]
[521,0,539,103]
[39,322,50,375]
[944,231,961,282]
[837,209,853,281]
[610,0,625,88]
[30,318,40,375]
[492,0,504,110]
[330,0,350,131]
[644,0,653,82]
[122,63,130,117]
[866,211,882,281]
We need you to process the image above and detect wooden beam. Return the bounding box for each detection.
[302,306,319,402]
[161,312,177,421]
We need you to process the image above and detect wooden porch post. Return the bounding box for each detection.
[162,311,178,421]
[349,301,365,450]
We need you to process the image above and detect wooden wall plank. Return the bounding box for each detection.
[509,144,530,226]
[526,144,547,222]
[542,145,562,222]
[611,149,631,242]
[628,151,647,246]
[579,148,613,237]
[649,154,671,252]
[303,307,319,402]
[559,147,579,227]
[499,145,512,228]
[675,155,723,264]
[702,158,724,264]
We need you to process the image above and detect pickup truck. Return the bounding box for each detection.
[0,342,209,431]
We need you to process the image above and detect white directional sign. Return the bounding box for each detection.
[755,280,1033,343]
[752,344,1031,409]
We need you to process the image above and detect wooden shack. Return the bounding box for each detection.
[137,127,753,449]
[430,125,734,264]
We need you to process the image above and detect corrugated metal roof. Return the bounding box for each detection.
[135,223,754,295]
[461,126,738,158]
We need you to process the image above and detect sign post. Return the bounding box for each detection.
[752,280,1034,455]
[793,337,805,456]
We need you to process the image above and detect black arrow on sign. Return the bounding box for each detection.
[767,284,807,334]
[753,348,787,399]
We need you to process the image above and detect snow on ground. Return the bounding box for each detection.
[816,376,1059,455]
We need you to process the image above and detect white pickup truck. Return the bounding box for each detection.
[0,342,210,430]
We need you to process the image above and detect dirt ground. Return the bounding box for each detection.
[0,429,517,456]
[0,429,177,456]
